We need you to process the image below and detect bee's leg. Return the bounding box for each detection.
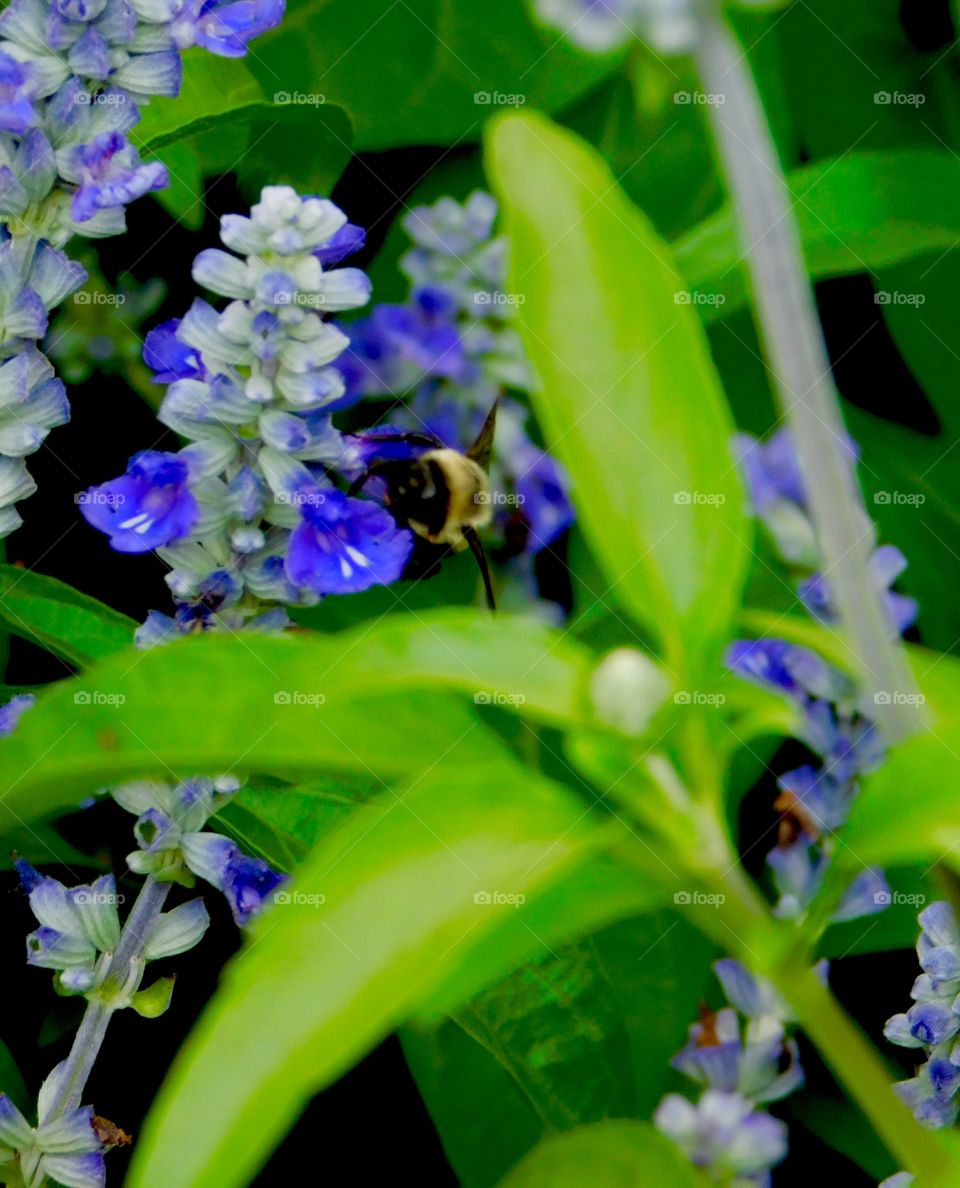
[463,526,496,612]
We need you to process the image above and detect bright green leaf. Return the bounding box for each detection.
[127,761,611,1188]
[0,564,136,667]
[0,611,594,831]
[485,110,748,673]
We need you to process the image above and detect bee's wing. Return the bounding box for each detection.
[463,526,496,612]
[466,399,499,470]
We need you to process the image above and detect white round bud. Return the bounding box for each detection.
[589,647,671,736]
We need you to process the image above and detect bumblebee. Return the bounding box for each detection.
[349,401,499,609]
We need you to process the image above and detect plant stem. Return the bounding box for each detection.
[768,959,956,1183]
[43,877,171,1122]
[693,13,921,743]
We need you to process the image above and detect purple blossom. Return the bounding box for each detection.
[285,486,413,595]
[170,0,286,57]
[0,50,36,135]
[222,851,286,926]
[67,131,168,223]
[143,319,205,383]
[80,450,198,552]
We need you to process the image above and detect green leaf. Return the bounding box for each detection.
[454,940,635,1130]
[841,649,960,867]
[402,1020,545,1188]
[498,1120,704,1187]
[247,0,615,151]
[0,611,593,830]
[676,150,960,320]
[127,761,611,1188]
[0,564,135,667]
[215,775,380,869]
[133,50,353,206]
[131,976,176,1019]
[485,111,748,673]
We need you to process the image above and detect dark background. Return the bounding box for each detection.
[2,0,951,1182]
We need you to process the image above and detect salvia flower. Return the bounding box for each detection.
[0,690,34,735]
[884,901,960,1128]
[113,776,286,925]
[0,0,285,536]
[727,428,915,923]
[0,1081,105,1188]
[83,185,417,636]
[16,857,208,995]
[655,958,801,1184]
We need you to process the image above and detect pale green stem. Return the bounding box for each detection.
[42,877,171,1123]
[693,13,921,743]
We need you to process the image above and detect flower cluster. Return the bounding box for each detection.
[0,681,288,1187]
[0,0,284,536]
[727,428,915,923]
[655,958,801,1184]
[339,190,575,609]
[113,775,286,925]
[80,185,416,641]
[0,1068,105,1188]
[884,901,960,1128]
[17,856,208,997]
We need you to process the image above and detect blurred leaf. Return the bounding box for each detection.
[486,111,748,674]
[842,649,960,867]
[499,1120,703,1187]
[127,761,615,1188]
[402,1020,545,1188]
[677,150,960,320]
[0,612,594,829]
[455,939,635,1129]
[0,564,135,667]
[786,1092,891,1181]
[248,0,615,151]
[134,50,353,212]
